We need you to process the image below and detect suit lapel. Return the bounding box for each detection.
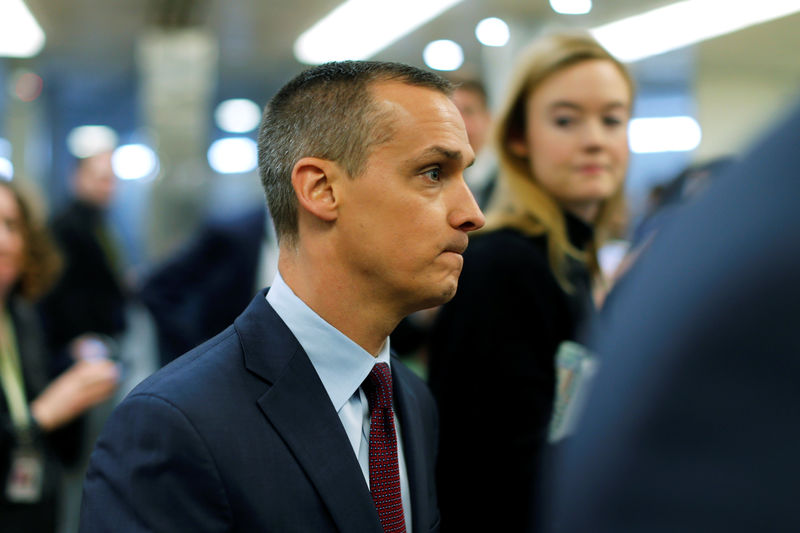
[394,362,435,533]
[236,292,383,533]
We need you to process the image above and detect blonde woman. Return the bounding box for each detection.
[428,32,634,532]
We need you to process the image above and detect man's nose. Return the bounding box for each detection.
[449,177,485,232]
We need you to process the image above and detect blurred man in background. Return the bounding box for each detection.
[452,79,497,210]
[39,151,127,370]
[140,206,276,366]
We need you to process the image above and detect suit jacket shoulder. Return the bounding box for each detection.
[82,291,439,533]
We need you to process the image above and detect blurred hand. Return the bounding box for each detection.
[69,333,116,362]
[30,359,120,432]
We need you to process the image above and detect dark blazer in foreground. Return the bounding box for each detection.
[547,99,800,532]
[80,291,440,532]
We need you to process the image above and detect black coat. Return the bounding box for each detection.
[428,214,594,532]
[39,200,126,358]
[1,299,77,533]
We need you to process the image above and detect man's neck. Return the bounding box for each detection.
[278,252,399,357]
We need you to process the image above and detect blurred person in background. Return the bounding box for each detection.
[0,180,118,533]
[140,205,277,367]
[547,98,800,533]
[597,156,736,308]
[38,151,128,372]
[427,31,634,532]
[629,155,735,249]
[452,78,497,210]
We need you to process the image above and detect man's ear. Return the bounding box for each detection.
[291,157,340,222]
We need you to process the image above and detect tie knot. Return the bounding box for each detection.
[364,363,393,411]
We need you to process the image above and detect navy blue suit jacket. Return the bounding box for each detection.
[80,291,440,532]
[547,99,800,532]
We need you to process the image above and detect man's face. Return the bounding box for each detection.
[452,87,491,154]
[334,82,485,316]
[75,152,117,208]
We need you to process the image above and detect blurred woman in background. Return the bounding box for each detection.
[428,32,635,531]
[0,180,118,533]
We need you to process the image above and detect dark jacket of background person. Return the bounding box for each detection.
[140,207,267,366]
[1,299,64,533]
[547,99,800,533]
[38,198,126,362]
[428,214,594,533]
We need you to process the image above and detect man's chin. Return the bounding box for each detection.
[414,282,458,312]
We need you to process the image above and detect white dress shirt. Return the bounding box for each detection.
[266,272,412,531]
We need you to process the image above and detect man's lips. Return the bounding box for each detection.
[444,238,468,255]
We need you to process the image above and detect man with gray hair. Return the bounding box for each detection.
[79,61,484,532]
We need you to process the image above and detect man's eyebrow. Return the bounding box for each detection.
[418,146,476,168]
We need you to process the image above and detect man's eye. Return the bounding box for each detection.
[604,116,623,127]
[423,168,441,182]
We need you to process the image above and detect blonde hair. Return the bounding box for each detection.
[484,31,634,291]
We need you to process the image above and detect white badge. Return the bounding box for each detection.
[5,447,43,503]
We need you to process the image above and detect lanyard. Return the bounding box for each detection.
[0,308,30,440]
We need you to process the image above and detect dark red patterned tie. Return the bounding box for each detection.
[363,363,406,532]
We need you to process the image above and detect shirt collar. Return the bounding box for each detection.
[266,271,391,412]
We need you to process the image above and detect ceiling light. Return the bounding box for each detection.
[475,17,510,47]
[0,0,45,57]
[0,138,10,159]
[295,0,465,64]
[13,71,43,102]
[423,40,464,71]
[629,116,702,153]
[208,138,258,174]
[215,98,262,134]
[0,138,12,179]
[550,0,592,15]
[591,0,800,63]
[67,126,119,159]
[112,144,159,181]
[0,158,13,180]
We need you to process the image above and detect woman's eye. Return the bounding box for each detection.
[1,219,18,233]
[554,116,574,127]
[423,168,441,182]
[604,116,623,127]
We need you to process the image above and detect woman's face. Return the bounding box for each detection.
[0,186,25,295]
[510,59,631,222]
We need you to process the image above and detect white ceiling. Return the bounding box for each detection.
[21,0,800,92]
